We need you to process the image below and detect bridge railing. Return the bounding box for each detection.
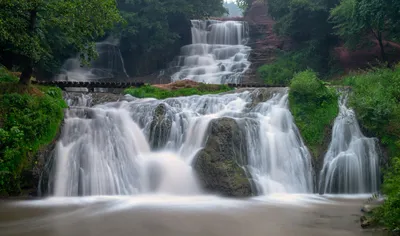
[32,80,286,91]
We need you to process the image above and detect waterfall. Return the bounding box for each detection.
[319,94,380,194]
[170,20,251,84]
[50,89,314,196]
[243,92,313,194]
[56,37,128,81]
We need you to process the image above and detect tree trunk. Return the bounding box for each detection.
[18,9,37,85]
[19,66,33,85]
[377,33,386,62]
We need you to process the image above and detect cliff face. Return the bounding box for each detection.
[242,1,289,84]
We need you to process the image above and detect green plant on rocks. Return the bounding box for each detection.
[124,83,233,99]
[289,70,339,157]
[0,70,66,196]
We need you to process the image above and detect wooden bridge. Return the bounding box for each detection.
[32,80,285,91]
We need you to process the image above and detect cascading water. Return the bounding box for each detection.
[56,37,128,81]
[242,92,313,194]
[319,94,380,194]
[170,20,251,84]
[50,89,314,196]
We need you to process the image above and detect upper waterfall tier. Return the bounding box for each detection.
[170,20,251,84]
[319,94,380,194]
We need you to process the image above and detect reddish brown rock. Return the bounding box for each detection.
[242,1,290,84]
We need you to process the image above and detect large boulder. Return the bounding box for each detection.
[194,118,253,197]
[149,104,172,150]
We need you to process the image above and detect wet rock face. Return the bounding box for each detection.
[149,104,172,150]
[194,118,253,197]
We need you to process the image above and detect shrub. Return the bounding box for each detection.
[344,66,400,230]
[0,72,66,195]
[343,67,400,155]
[289,70,339,156]
[258,51,307,86]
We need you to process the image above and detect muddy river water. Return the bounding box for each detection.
[0,194,386,236]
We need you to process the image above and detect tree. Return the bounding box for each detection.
[113,0,226,77]
[0,0,122,85]
[330,0,400,62]
[266,0,340,75]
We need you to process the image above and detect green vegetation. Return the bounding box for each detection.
[0,0,122,84]
[124,83,233,99]
[289,70,339,157]
[259,0,341,85]
[0,68,66,195]
[257,48,329,86]
[330,0,400,62]
[0,0,227,80]
[372,156,400,231]
[343,67,400,156]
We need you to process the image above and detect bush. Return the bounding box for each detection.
[124,84,233,99]
[0,67,18,83]
[258,51,307,86]
[289,70,339,156]
[0,72,66,195]
[372,155,400,231]
[344,66,400,230]
[343,67,400,155]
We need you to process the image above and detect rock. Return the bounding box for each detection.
[20,122,63,197]
[194,118,253,197]
[361,205,374,213]
[90,93,124,106]
[360,216,371,229]
[246,88,287,108]
[149,104,172,150]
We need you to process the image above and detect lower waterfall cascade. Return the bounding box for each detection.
[49,89,314,196]
[319,94,380,194]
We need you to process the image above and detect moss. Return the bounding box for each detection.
[289,70,339,158]
[124,83,233,99]
[0,70,66,196]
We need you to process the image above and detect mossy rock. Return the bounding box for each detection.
[194,118,253,197]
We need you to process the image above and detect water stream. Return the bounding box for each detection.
[319,94,380,194]
[170,20,251,84]
[49,88,313,196]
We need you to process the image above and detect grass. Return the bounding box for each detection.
[289,70,339,157]
[124,83,233,99]
[0,67,67,196]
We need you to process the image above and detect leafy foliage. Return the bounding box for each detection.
[262,0,340,83]
[289,70,339,156]
[0,0,122,82]
[341,66,400,230]
[113,0,226,77]
[343,67,400,154]
[372,155,400,231]
[0,70,66,195]
[124,84,233,99]
[330,0,400,61]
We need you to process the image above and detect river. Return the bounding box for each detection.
[0,195,385,236]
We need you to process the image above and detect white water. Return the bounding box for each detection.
[319,94,380,194]
[56,37,128,81]
[243,93,313,194]
[51,89,313,196]
[170,20,251,84]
